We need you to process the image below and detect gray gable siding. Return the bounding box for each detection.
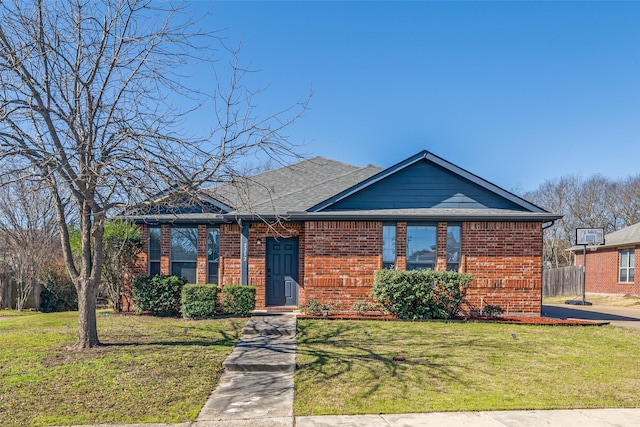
[324,159,527,211]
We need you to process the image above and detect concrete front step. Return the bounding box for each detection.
[223,335,296,373]
[242,313,297,337]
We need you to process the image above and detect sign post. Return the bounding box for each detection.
[567,228,605,306]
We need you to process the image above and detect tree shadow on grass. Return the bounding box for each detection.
[295,320,529,407]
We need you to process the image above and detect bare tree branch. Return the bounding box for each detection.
[0,0,308,348]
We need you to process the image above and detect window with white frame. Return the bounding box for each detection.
[619,248,635,283]
[171,227,198,283]
[382,224,396,269]
[406,225,437,270]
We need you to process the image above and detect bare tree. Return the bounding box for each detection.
[0,0,307,348]
[99,220,142,312]
[525,174,640,269]
[612,175,640,228]
[0,177,60,310]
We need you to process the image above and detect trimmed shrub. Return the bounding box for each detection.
[221,285,256,316]
[300,298,327,315]
[130,275,186,315]
[483,304,505,318]
[350,300,386,316]
[181,284,218,319]
[300,299,344,316]
[39,264,78,313]
[372,269,474,320]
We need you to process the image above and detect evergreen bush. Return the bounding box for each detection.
[221,285,256,316]
[372,269,473,320]
[39,264,78,312]
[180,284,218,319]
[130,275,186,315]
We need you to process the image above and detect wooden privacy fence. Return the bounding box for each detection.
[543,266,584,298]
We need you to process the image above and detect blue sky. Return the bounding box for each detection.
[186,1,639,192]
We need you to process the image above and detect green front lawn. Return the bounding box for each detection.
[0,311,244,427]
[295,319,640,415]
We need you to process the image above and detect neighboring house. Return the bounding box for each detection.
[570,223,639,296]
[128,150,560,315]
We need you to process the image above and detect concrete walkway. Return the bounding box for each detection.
[543,303,640,330]
[194,313,296,427]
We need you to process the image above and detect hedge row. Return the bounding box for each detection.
[130,275,255,318]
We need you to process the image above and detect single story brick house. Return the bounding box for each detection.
[128,150,560,315]
[571,223,639,296]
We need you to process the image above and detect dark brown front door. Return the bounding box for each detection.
[266,238,299,306]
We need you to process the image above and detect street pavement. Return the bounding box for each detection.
[542,303,640,329]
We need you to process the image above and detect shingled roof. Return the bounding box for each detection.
[204,156,383,215]
[128,151,561,223]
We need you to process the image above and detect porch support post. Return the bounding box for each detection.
[240,220,249,286]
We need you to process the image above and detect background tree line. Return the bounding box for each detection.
[523,174,640,269]
[0,175,140,312]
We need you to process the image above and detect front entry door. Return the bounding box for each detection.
[266,238,299,306]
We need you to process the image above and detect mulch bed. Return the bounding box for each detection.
[296,313,605,326]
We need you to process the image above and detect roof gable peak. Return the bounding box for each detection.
[309,150,548,213]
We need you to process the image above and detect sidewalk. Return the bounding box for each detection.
[66,408,640,427]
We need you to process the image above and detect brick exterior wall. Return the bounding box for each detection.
[462,221,542,315]
[248,223,303,309]
[303,221,382,308]
[220,223,241,285]
[160,224,170,275]
[576,245,640,295]
[133,219,546,315]
[196,225,208,284]
[131,224,148,277]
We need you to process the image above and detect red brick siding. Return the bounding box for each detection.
[218,222,303,309]
[462,221,542,315]
[196,225,208,284]
[576,245,640,295]
[160,224,170,275]
[303,221,382,308]
[132,224,148,277]
[436,222,448,271]
[396,222,407,270]
[220,223,241,285]
[132,219,546,316]
[248,223,303,309]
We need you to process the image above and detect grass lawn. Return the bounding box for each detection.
[0,311,245,427]
[295,319,640,416]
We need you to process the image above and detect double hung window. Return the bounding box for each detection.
[382,224,397,269]
[148,227,161,276]
[171,227,198,283]
[406,225,437,270]
[619,249,635,283]
[446,225,461,272]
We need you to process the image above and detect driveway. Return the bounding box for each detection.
[542,304,640,330]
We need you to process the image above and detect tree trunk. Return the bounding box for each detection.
[73,278,100,349]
